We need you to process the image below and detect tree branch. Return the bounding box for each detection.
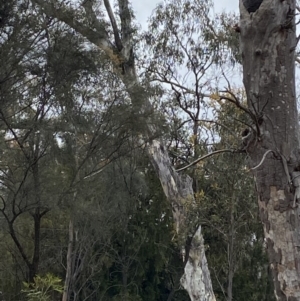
[103,0,123,51]
[31,0,118,61]
[250,150,273,170]
[176,149,237,172]
[117,0,133,61]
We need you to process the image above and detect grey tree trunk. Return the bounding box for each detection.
[30,0,216,300]
[227,196,235,301]
[62,219,74,301]
[239,0,300,299]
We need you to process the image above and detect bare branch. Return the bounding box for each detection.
[250,150,273,170]
[150,73,210,98]
[218,90,259,134]
[176,149,236,172]
[197,119,240,139]
[103,0,123,51]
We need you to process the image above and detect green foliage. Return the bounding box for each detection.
[0,1,278,301]
[195,100,275,301]
[232,241,275,301]
[22,274,63,301]
[71,158,189,301]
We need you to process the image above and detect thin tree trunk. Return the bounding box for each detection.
[62,219,74,301]
[227,197,235,301]
[239,0,300,299]
[62,126,80,301]
[29,210,41,282]
[28,134,48,282]
[122,264,128,301]
[30,159,42,283]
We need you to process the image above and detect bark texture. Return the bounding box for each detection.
[239,0,300,299]
[149,141,215,301]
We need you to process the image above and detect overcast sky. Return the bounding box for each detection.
[132,0,239,29]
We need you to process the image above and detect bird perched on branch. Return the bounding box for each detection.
[242,0,263,13]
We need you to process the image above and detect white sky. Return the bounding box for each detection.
[131,0,241,87]
[132,0,239,29]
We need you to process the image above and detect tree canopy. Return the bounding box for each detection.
[0,0,299,300]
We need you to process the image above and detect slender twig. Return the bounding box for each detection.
[197,119,240,139]
[220,91,256,122]
[250,150,273,170]
[176,149,236,172]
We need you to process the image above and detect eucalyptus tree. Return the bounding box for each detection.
[0,0,62,285]
[194,99,275,301]
[10,0,299,300]
[0,0,141,296]
[29,0,217,300]
[238,0,300,299]
[159,0,300,299]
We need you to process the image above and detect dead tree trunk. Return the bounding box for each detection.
[239,0,300,299]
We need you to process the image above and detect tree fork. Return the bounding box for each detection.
[239,0,300,299]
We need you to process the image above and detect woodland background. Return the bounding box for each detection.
[0,0,290,300]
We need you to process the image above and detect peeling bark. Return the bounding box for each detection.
[148,141,215,301]
[239,0,300,299]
